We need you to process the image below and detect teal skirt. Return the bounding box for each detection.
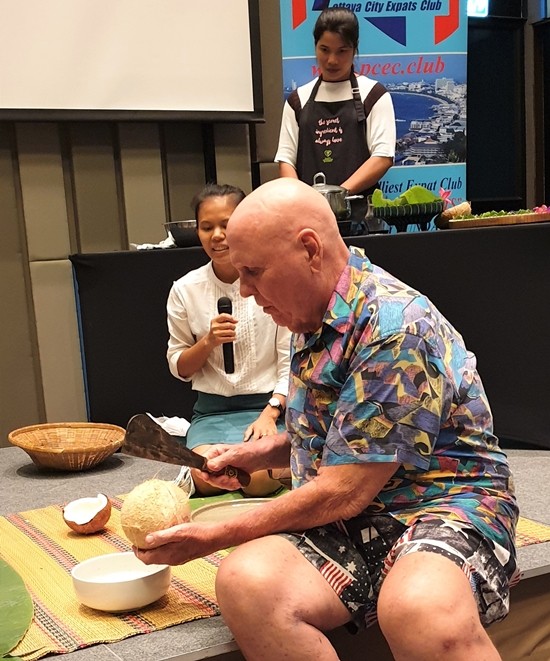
[185,392,285,450]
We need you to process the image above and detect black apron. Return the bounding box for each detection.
[294,71,372,228]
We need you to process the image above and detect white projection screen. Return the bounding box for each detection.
[0,0,263,121]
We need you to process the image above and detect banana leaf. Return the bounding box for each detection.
[0,559,33,659]
[372,185,442,207]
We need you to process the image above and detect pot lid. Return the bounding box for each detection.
[311,172,346,194]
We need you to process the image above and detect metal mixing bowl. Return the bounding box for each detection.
[164,220,200,247]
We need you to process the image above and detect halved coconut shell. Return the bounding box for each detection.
[63,493,112,534]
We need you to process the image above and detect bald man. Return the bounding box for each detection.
[135,179,518,661]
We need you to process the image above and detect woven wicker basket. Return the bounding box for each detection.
[8,422,126,471]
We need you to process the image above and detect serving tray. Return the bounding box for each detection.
[437,211,550,230]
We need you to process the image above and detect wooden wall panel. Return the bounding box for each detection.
[163,123,206,220]
[259,162,279,185]
[29,260,87,422]
[214,123,252,192]
[16,123,71,261]
[0,123,43,447]
[69,123,124,253]
[118,123,167,246]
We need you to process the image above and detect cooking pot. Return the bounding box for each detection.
[311,172,363,221]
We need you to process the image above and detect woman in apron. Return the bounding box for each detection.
[166,183,291,496]
[275,7,396,231]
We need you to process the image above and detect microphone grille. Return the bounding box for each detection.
[217,296,232,314]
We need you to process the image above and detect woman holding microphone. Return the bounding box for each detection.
[166,183,290,496]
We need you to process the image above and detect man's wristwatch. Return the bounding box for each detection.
[268,397,284,414]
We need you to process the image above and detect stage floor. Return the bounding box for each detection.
[2,447,549,661]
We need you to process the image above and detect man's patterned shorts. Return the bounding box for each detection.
[279,515,518,632]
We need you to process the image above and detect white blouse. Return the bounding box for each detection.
[167,262,291,398]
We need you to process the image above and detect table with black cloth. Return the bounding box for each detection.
[69,222,550,449]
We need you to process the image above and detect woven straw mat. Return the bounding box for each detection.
[0,495,229,660]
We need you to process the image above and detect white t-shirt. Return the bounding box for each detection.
[275,76,396,169]
[166,262,291,398]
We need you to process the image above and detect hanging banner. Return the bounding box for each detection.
[279,1,467,208]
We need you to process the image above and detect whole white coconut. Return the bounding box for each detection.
[120,479,191,548]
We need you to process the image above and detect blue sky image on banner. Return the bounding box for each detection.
[279,1,468,210]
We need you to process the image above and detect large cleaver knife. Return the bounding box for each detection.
[123,413,251,487]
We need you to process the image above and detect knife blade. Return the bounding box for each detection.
[123,413,251,487]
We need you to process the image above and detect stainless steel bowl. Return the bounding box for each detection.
[164,220,200,247]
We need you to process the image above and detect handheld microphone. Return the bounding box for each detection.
[217,296,235,374]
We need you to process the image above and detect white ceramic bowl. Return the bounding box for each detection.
[71,551,171,612]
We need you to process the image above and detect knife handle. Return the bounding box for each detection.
[209,465,251,487]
